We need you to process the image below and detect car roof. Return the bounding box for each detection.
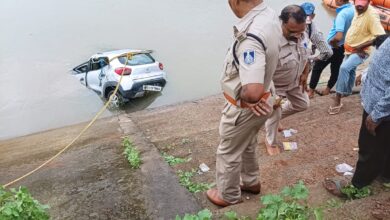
[92,49,153,60]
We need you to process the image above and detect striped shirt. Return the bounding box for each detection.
[307,22,333,61]
[361,38,390,123]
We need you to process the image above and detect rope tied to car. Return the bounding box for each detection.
[3,52,135,188]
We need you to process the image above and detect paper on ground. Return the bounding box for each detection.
[336,163,354,173]
[282,129,298,138]
[283,142,298,151]
[343,171,354,176]
[199,163,210,172]
[283,130,292,138]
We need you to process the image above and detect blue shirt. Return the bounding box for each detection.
[361,38,390,123]
[327,3,355,47]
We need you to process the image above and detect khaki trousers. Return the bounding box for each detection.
[216,103,270,203]
[265,86,310,145]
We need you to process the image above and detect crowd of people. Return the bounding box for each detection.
[206,0,389,207]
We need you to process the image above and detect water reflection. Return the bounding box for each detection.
[124,92,162,114]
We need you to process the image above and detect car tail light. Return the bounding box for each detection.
[159,62,164,70]
[115,67,132,75]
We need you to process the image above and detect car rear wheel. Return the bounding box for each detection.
[107,90,125,108]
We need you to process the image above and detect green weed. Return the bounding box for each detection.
[224,210,251,220]
[325,198,342,209]
[340,185,371,200]
[181,138,191,145]
[0,186,49,220]
[175,209,212,220]
[162,152,190,166]
[177,170,213,193]
[257,180,323,220]
[123,137,141,169]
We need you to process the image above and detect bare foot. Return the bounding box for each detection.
[330,94,342,108]
[264,138,281,156]
[320,87,331,96]
[277,122,285,132]
[307,89,315,99]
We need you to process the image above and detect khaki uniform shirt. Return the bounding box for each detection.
[273,33,311,95]
[221,3,281,101]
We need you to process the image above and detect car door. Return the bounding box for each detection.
[86,57,109,94]
[72,62,88,86]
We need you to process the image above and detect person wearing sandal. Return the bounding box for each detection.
[264,5,311,156]
[329,0,385,115]
[307,0,354,99]
[324,37,390,198]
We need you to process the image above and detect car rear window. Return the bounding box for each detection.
[118,53,155,66]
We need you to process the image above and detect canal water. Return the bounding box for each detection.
[0,0,335,140]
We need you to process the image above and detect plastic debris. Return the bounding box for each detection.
[282,130,292,138]
[336,163,354,173]
[283,142,298,151]
[199,163,210,173]
[343,171,354,176]
[282,129,298,138]
[353,148,359,151]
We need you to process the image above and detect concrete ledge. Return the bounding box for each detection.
[118,115,202,219]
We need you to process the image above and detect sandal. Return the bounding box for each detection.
[328,103,343,115]
[323,178,349,198]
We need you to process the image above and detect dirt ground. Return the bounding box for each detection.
[130,93,390,220]
[0,117,149,220]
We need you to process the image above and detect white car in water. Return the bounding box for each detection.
[72,49,167,107]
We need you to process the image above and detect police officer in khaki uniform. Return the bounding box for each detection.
[264,5,311,155]
[206,0,281,207]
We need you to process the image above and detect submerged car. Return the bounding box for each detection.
[73,49,167,107]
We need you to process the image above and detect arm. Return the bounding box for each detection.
[329,12,347,48]
[310,23,333,61]
[354,40,375,51]
[299,62,310,93]
[241,84,266,103]
[353,40,375,58]
[366,86,390,136]
[370,84,390,124]
[329,32,344,48]
[238,37,272,115]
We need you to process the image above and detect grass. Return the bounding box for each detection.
[257,181,323,220]
[162,152,191,166]
[176,181,325,220]
[123,137,141,169]
[175,209,212,220]
[325,198,342,209]
[0,186,50,220]
[177,170,213,193]
[340,185,371,200]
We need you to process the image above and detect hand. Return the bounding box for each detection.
[300,74,308,93]
[330,41,339,48]
[365,115,379,136]
[355,74,362,86]
[246,100,272,116]
[355,49,368,59]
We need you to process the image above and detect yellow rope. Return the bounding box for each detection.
[3,52,135,188]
